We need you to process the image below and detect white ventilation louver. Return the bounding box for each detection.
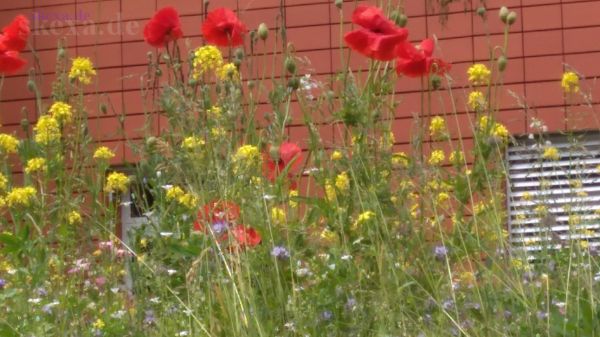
[507,133,600,256]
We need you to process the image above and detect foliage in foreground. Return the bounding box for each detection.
[0,2,599,337]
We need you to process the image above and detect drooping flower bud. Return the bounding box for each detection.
[430,74,442,90]
[285,57,296,74]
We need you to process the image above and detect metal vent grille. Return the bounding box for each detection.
[507,133,600,256]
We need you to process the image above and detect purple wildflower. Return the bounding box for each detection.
[320,310,333,322]
[345,297,357,311]
[0,278,7,290]
[144,310,156,325]
[434,245,448,260]
[271,246,290,260]
[211,221,229,235]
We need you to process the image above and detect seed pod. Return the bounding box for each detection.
[507,11,517,25]
[288,77,300,90]
[334,0,343,9]
[285,57,297,74]
[499,6,509,23]
[497,55,508,72]
[258,23,269,41]
[269,145,280,161]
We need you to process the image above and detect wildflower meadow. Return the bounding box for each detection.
[0,2,599,336]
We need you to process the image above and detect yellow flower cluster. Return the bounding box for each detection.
[467,91,486,110]
[335,172,350,192]
[218,63,239,81]
[92,318,105,330]
[379,131,395,150]
[69,57,97,85]
[232,145,261,167]
[353,210,375,229]
[271,207,286,224]
[467,63,491,86]
[449,150,464,166]
[68,211,82,225]
[207,106,222,118]
[166,186,185,201]
[429,116,447,139]
[181,136,205,151]
[93,146,116,160]
[34,115,61,145]
[165,186,197,208]
[6,186,36,208]
[561,71,579,93]
[542,146,560,161]
[192,45,223,80]
[391,152,409,168]
[289,190,299,208]
[49,102,73,124]
[0,134,19,154]
[25,157,47,174]
[428,150,445,166]
[331,150,343,161]
[0,173,7,191]
[104,172,129,194]
[492,123,509,141]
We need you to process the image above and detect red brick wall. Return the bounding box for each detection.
[1,0,599,165]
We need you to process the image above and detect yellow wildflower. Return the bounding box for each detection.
[181,136,205,151]
[449,150,464,166]
[561,71,579,93]
[6,186,36,208]
[437,192,450,204]
[25,157,47,174]
[289,190,299,208]
[467,63,491,85]
[534,205,548,216]
[49,102,73,124]
[177,193,198,209]
[492,123,509,141]
[0,197,6,208]
[325,179,336,201]
[0,134,19,154]
[522,192,532,201]
[92,249,102,257]
[207,106,222,118]
[69,57,96,85]
[542,146,559,161]
[218,63,239,81]
[271,207,286,224]
[429,116,447,139]
[467,90,486,110]
[68,211,82,225]
[34,115,61,145]
[391,152,409,168]
[92,318,105,330]
[104,172,129,194]
[140,238,148,248]
[0,173,7,191]
[233,144,260,164]
[335,172,350,192]
[353,210,375,229]
[93,146,115,160]
[379,131,395,149]
[166,186,185,201]
[320,228,337,244]
[331,150,343,161]
[428,150,445,166]
[478,115,490,130]
[192,45,223,79]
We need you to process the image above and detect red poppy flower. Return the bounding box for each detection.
[395,38,451,78]
[143,7,184,48]
[344,5,408,61]
[0,50,26,74]
[193,200,240,232]
[0,15,30,52]
[263,142,303,185]
[202,8,246,47]
[231,224,261,247]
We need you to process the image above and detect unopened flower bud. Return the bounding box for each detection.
[258,23,269,40]
[430,74,442,90]
[499,6,509,23]
[100,103,108,114]
[334,0,343,9]
[269,145,280,161]
[390,11,408,27]
[233,58,242,67]
[147,51,153,61]
[146,136,158,149]
[476,7,486,17]
[247,80,255,89]
[27,80,35,92]
[287,77,300,90]
[57,47,66,59]
[285,57,296,74]
[20,118,29,132]
[155,68,162,77]
[497,55,508,72]
[235,48,244,60]
[507,11,517,25]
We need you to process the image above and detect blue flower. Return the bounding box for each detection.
[434,245,448,260]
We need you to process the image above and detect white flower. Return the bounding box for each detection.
[150,297,161,304]
[262,194,275,200]
[341,254,352,261]
[177,331,189,336]
[161,184,173,190]
[167,269,177,275]
[28,298,42,304]
[111,310,126,319]
[160,232,173,237]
